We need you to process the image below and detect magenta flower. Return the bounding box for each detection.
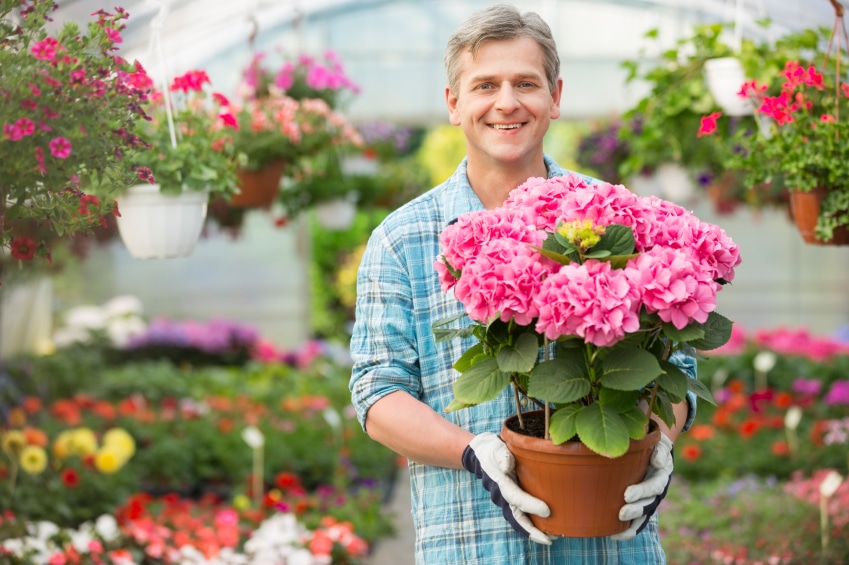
[49,137,72,159]
[824,380,849,405]
[104,27,122,44]
[504,173,590,231]
[30,37,59,60]
[792,378,823,396]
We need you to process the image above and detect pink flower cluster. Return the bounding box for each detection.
[436,174,742,347]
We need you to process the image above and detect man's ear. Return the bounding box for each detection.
[446,86,461,126]
[550,77,563,120]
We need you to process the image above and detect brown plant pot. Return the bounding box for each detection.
[501,410,659,538]
[789,187,849,245]
[231,160,286,208]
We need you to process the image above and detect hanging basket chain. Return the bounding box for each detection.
[146,0,177,150]
[825,0,849,127]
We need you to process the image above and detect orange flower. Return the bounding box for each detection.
[23,427,48,448]
[688,424,716,441]
[773,392,793,408]
[771,440,790,456]
[681,444,702,462]
[728,379,746,393]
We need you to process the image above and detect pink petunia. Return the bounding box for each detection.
[49,137,72,159]
[218,112,239,129]
[30,37,59,61]
[104,26,122,44]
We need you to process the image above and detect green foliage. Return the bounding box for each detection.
[0,0,149,270]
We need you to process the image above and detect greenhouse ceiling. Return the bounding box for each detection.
[48,0,846,122]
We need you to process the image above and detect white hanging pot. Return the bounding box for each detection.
[655,163,697,203]
[704,57,753,116]
[115,184,209,259]
[314,196,357,231]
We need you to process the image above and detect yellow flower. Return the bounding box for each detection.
[233,494,251,510]
[101,428,136,460]
[94,446,126,474]
[53,430,73,459]
[19,445,47,474]
[1,430,26,456]
[68,428,98,457]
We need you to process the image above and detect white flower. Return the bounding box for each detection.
[753,350,777,373]
[104,294,144,317]
[94,514,120,542]
[107,316,148,347]
[241,425,265,449]
[64,305,108,331]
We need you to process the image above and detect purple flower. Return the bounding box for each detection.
[791,378,823,396]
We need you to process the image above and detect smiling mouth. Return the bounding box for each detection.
[489,123,524,130]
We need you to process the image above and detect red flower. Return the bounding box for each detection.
[738,419,761,439]
[10,236,37,261]
[681,444,703,462]
[61,468,80,488]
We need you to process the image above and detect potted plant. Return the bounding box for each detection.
[704,27,849,244]
[432,173,740,536]
[619,22,814,212]
[121,69,243,259]
[0,0,150,280]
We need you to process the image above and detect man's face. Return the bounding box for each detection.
[446,36,562,168]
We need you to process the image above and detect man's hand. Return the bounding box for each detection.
[462,432,553,545]
[611,432,674,541]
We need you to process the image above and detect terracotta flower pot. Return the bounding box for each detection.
[501,410,659,538]
[231,160,286,208]
[789,187,849,246]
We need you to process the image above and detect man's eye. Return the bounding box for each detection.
[519,81,534,88]
[477,84,493,90]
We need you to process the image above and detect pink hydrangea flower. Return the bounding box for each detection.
[503,173,590,230]
[626,247,717,330]
[534,260,641,346]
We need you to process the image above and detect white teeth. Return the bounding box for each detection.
[492,124,521,129]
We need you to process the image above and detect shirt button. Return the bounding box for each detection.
[520,397,528,407]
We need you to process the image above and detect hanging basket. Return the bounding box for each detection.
[704,57,753,116]
[115,184,209,259]
[314,197,358,231]
[231,160,286,208]
[501,411,659,538]
[788,187,849,245]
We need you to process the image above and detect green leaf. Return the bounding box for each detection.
[575,403,631,458]
[592,224,636,256]
[687,312,733,350]
[528,357,592,404]
[453,342,485,373]
[605,253,640,269]
[652,391,677,429]
[599,348,663,391]
[432,312,468,329]
[452,358,510,405]
[445,398,475,412]
[549,404,582,444]
[656,360,691,402]
[433,325,476,343]
[662,323,705,343]
[598,387,641,411]
[619,406,650,440]
[496,333,540,373]
[688,377,717,405]
[534,245,572,266]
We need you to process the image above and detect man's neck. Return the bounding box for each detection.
[466,155,549,210]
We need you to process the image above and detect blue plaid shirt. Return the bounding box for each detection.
[350,156,697,564]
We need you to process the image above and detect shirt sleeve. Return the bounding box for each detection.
[667,348,698,432]
[349,224,423,432]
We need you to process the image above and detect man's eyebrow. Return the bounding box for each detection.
[466,72,544,84]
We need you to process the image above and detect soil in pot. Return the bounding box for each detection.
[502,410,659,538]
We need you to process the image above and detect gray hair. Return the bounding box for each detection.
[444,3,560,95]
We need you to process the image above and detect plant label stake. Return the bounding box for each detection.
[784,406,802,457]
[819,470,843,552]
[241,426,265,508]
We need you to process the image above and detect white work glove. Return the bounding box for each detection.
[461,432,553,545]
[611,432,674,541]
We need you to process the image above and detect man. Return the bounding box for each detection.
[350,4,696,563]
